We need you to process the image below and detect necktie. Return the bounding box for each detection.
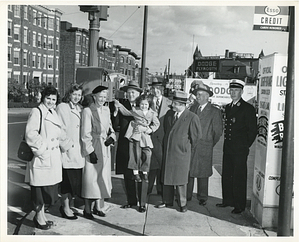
[156,98,160,111]
[199,105,202,112]
[172,113,178,125]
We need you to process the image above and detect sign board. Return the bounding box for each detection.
[253,6,289,32]
[194,59,220,72]
[184,78,257,107]
[253,53,288,206]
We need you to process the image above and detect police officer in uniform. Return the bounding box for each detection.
[216,79,257,214]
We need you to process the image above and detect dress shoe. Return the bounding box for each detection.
[180,205,188,213]
[134,174,142,182]
[139,206,146,213]
[33,216,51,230]
[142,173,149,182]
[216,203,230,208]
[46,220,54,226]
[155,203,173,208]
[59,206,78,220]
[120,204,134,209]
[231,208,244,214]
[199,199,207,206]
[83,210,94,220]
[93,208,106,217]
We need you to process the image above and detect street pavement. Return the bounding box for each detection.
[5,108,278,238]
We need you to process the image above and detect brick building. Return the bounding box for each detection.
[8,5,62,90]
[59,21,89,95]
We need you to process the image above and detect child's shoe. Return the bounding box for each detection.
[134,174,142,182]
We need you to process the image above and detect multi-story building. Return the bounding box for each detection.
[8,5,62,90]
[60,21,89,95]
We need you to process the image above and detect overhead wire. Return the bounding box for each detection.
[109,6,141,38]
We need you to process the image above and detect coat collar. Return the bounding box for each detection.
[227,98,245,117]
[69,102,81,119]
[39,103,62,127]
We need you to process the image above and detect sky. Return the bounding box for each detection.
[47,3,292,75]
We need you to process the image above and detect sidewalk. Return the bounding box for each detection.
[15,167,277,237]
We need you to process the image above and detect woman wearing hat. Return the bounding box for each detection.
[81,85,116,219]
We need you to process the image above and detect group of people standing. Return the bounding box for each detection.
[24,77,257,230]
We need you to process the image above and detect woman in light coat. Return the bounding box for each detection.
[25,86,73,230]
[56,84,85,220]
[81,85,116,219]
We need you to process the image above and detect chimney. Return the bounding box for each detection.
[225,49,229,58]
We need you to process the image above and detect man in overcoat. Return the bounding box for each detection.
[187,83,223,205]
[156,90,201,212]
[113,81,148,212]
[148,79,172,195]
[216,79,257,214]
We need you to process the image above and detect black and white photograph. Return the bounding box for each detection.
[1,0,298,241]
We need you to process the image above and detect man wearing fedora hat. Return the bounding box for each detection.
[187,83,223,206]
[147,78,172,196]
[156,90,201,212]
[113,80,149,212]
[216,79,257,214]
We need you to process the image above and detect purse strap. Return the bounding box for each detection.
[36,106,42,134]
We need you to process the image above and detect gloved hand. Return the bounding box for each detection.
[104,137,114,146]
[89,151,98,164]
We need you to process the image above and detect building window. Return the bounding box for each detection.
[24,6,28,19]
[43,56,46,69]
[23,52,27,66]
[24,28,28,43]
[75,53,80,64]
[82,53,85,65]
[43,35,47,48]
[8,46,12,62]
[56,38,59,50]
[56,18,60,31]
[48,37,53,49]
[83,36,86,48]
[56,57,59,70]
[32,32,36,47]
[14,74,20,83]
[33,11,37,25]
[120,56,124,63]
[37,34,41,47]
[37,55,41,68]
[76,35,81,46]
[233,66,240,74]
[14,5,20,17]
[14,26,20,41]
[42,15,47,28]
[48,18,54,29]
[8,21,12,36]
[32,54,36,68]
[37,12,42,26]
[8,5,12,11]
[86,38,89,48]
[14,50,20,65]
[48,56,53,69]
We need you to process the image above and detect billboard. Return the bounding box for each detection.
[253,53,288,206]
[253,6,289,32]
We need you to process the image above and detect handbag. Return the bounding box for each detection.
[17,107,42,161]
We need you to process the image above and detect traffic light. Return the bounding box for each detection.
[97,37,113,51]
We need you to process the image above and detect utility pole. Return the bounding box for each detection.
[80,6,108,67]
[277,6,295,236]
[140,6,148,89]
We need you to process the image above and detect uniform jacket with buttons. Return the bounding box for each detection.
[223,98,257,155]
[56,102,85,169]
[189,102,223,178]
[25,103,73,186]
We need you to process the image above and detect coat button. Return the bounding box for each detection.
[51,138,54,141]
[56,146,58,149]
[57,137,59,140]
[51,147,54,150]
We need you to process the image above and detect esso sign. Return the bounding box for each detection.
[264,6,281,16]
